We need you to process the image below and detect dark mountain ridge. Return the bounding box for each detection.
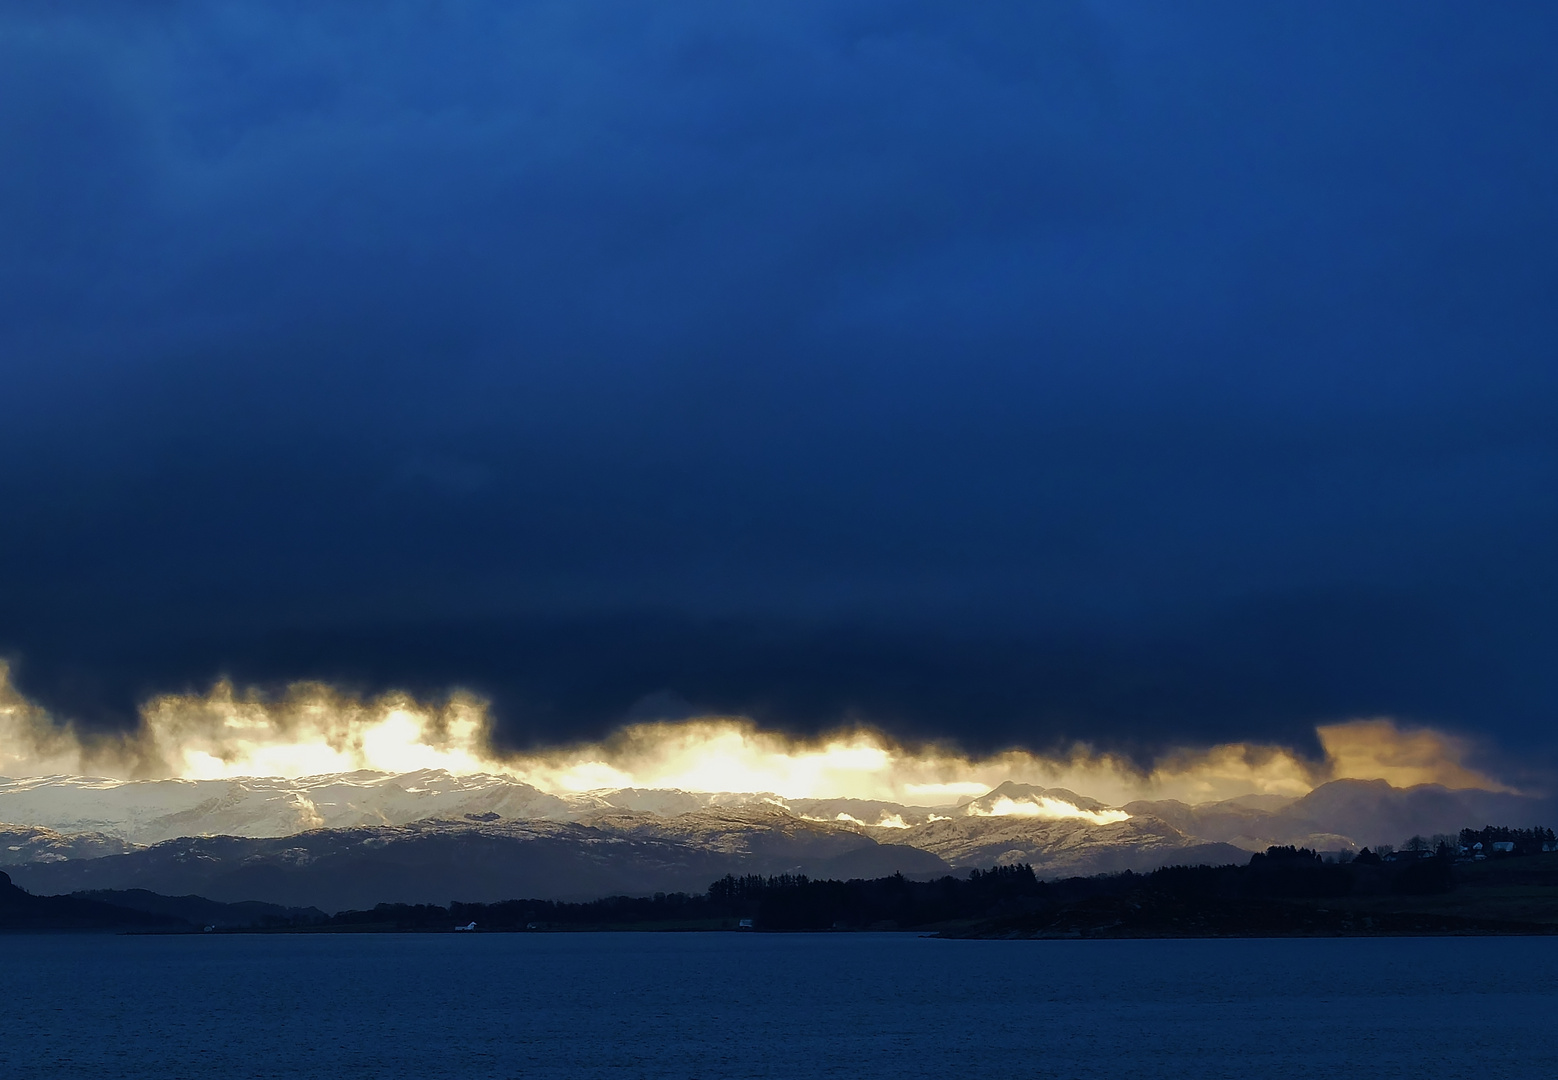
[72,889,325,929]
[7,812,949,910]
[0,870,182,931]
[1124,780,1554,851]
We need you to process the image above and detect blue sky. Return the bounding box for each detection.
[2,2,1556,769]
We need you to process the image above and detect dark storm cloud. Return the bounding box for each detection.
[2,2,1556,762]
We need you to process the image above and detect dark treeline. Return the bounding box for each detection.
[1155,848,1453,899]
[1459,826,1556,855]
[319,824,1556,932]
[331,864,1065,931]
[319,853,1445,931]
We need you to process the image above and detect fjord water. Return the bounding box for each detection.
[3,934,1555,1079]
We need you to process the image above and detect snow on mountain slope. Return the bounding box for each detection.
[0,771,573,844]
[1123,780,1556,852]
[5,769,1546,893]
[0,824,140,865]
[881,813,1240,875]
[5,815,950,910]
[572,805,944,874]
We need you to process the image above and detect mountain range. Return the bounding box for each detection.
[5,810,948,909]
[2,771,1551,911]
[0,868,320,931]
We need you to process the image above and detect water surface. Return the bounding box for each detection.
[3,933,1555,1078]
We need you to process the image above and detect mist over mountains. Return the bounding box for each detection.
[3,769,1550,910]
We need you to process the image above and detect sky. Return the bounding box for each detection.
[2,2,1556,784]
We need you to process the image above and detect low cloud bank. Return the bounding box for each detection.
[965,796,1130,826]
[0,665,1516,803]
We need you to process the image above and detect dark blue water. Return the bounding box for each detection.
[3,933,1555,1078]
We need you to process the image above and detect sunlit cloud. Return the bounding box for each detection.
[1,662,81,776]
[138,680,494,780]
[0,667,1520,804]
[966,796,1130,825]
[511,721,929,801]
[824,812,912,829]
[0,661,157,778]
[501,719,1343,806]
[1316,718,1509,792]
[904,782,991,800]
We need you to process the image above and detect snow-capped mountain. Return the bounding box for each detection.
[5,810,950,909]
[0,770,575,845]
[3,769,1550,911]
[1,824,139,866]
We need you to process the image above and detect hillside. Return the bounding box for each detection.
[5,813,949,910]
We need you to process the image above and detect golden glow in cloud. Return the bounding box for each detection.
[1316,718,1508,792]
[966,796,1130,825]
[0,662,155,778]
[829,812,915,829]
[139,681,492,780]
[0,666,1518,803]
